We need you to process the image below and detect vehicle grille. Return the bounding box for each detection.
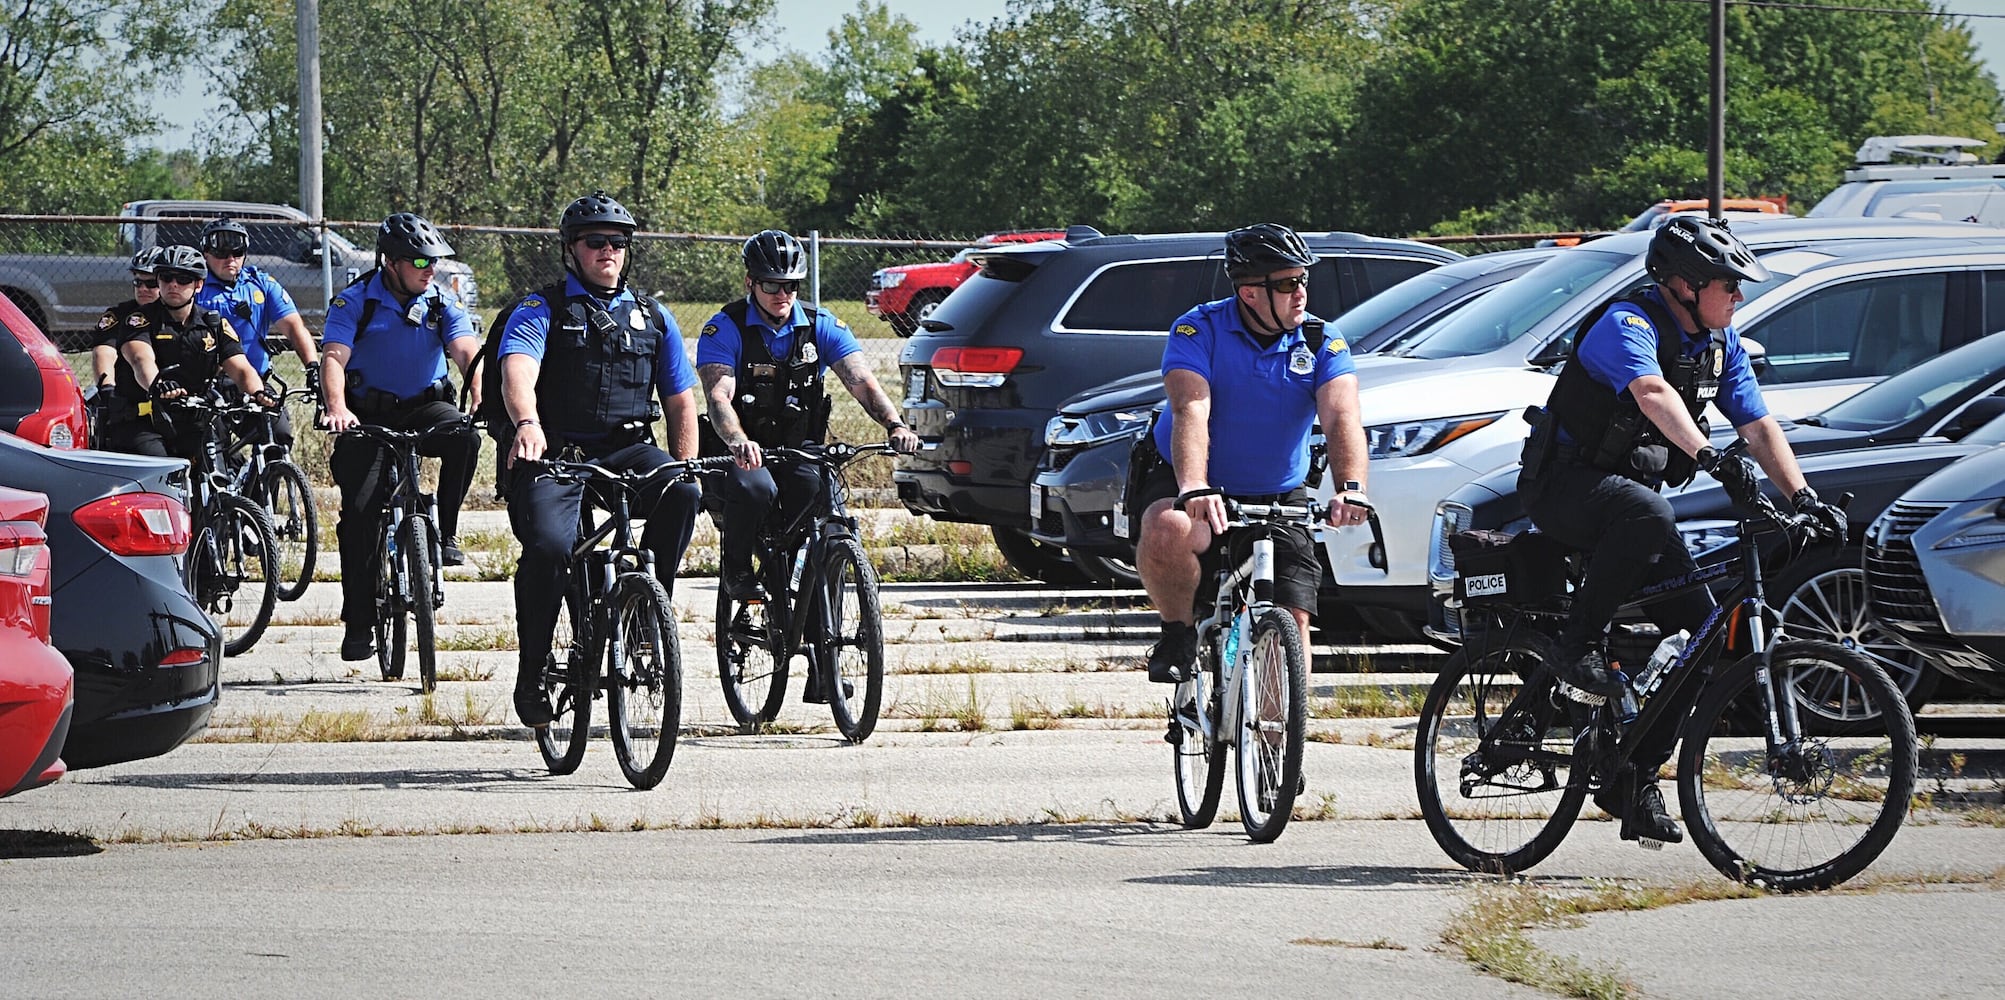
[1864,500,1952,628]
[1431,502,1469,581]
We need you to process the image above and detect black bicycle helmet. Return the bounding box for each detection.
[742,229,808,281]
[1646,216,1772,287]
[198,217,250,255]
[376,212,455,260]
[1223,223,1317,281]
[129,245,166,275]
[155,244,206,279]
[559,191,637,240]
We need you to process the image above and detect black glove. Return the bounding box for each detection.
[252,388,280,409]
[303,361,323,402]
[1697,445,1764,513]
[1792,486,1846,542]
[150,377,182,400]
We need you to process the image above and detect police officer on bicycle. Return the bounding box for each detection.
[197,217,321,447]
[320,212,483,662]
[695,229,919,602]
[1135,224,1372,683]
[1519,216,1845,845]
[88,246,166,440]
[497,191,704,728]
[99,245,279,458]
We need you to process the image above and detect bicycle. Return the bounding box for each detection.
[713,442,898,743]
[340,416,474,694]
[220,372,320,602]
[532,454,735,789]
[1168,496,1385,842]
[1415,459,1918,891]
[159,382,282,658]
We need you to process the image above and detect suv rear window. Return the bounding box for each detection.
[1058,258,1222,333]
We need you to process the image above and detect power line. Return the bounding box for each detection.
[1651,0,2005,18]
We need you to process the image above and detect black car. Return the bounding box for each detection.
[896,226,1461,581]
[1029,248,1559,585]
[0,432,222,767]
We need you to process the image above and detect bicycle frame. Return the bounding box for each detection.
[1183,501,1325,747]
[755,443,897,662]
[344,421,461,611]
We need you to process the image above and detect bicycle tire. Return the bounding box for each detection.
[819,537,885,743]
[373,517,406,682]
[405,514,439,694]
[716,580,788,725]
[608,572,682,789]
[535,583,592,776]
[261,460,319,602]
[1235,607,1306,843]
[1414,629,1588,875]
[1172,645,1226,828]
[211,494,279,657]
[1678,640,1919,891]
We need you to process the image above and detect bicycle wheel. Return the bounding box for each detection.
[1171,645,1226,829]
[535,583,593,776]
[209,495,279,657]
[260,460,318,602]
[1414,629,1588,875]
[372,517,406,682]
[404,514,439,694]
[608,572,682,789]
[1235,607,1306,843]
[1678,640,1919,891]
[818,537,885,743]
[716,574,788,725]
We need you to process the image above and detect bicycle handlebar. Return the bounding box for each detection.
[760,441,906,467]
[340,415,477,448]
[530,454,736,487]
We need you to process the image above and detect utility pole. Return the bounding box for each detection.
[297,0,329,305]
[1709,0,1725,216]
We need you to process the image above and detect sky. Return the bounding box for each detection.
[149,0,2005,153]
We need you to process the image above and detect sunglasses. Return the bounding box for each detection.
[1247,275,1309,294]
[157,272,204,286]
[1709,278,1743,295]
[403,256,439,270]
[577,234,632,251]
[204,248,246,259]
[132,278,160,289]
[755,279,801,295]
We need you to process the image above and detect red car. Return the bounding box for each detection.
[0,484,73,798]
[0,290,88,450]
[866,229,1065,336]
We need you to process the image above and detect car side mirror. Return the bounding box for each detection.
[1945,395,2005,440]
[1742,337,1770,378]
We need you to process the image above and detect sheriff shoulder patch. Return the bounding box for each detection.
[1175,323,1198,337]
[219,319,240,341]
[98,313,115,330]
[127,312,149,327]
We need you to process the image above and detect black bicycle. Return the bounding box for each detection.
[714,442,896,743]
[340,417,472,693]
[532,454,734,789]
[161,383,281,658]
[1415,461,1918,891]
[222,372,320,601]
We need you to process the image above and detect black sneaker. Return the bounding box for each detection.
[1555,644,1628,702]
[1146,622,1199,683]
[722,566,769,603]
[340,625,375,662]
[440,537,465,567]
[513,686,554,729]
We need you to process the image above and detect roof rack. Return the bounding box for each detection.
[1853,135,1989,166]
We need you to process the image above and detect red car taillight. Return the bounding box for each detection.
[72,493,190,556]
[159,647,207,666]
[11,329,87,450]
[0,518,52,641]
[929,347,1023,388]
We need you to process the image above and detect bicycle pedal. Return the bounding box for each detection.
[1636,838,1666,852]
[1555,681,1607,706]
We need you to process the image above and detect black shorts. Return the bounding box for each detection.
[1136,463,1322,616]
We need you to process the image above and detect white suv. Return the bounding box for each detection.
[1808,134,2005,227]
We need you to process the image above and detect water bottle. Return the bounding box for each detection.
[1221,608,1247,672]
[788,547,808,592]
[1633,629,1690,700]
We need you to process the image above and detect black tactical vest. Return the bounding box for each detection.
[1546,290,1724,486]
[722,299,829,447]
[112,303,236,404]
[536,287,663,439]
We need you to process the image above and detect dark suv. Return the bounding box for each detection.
[895,227,1460,579]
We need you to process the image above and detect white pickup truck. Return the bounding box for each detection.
[0,199,479,350]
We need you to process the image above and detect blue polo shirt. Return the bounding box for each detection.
[322,271,477,401]
[694,298,861,373]
[1152,297,1356,495]
[496,275,698,399]
[1573,286,1767,432]
[198,263,299,374]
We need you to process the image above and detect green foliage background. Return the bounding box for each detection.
[2,0,1999,238]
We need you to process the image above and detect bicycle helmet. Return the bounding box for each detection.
[742,229,808,281]
[1646,216,1771,287]
[198,217,251,255]
[155,245,206,280]
[376,212,455,260]
[129,245,166,275]
[558,191,637,240]
[1223,223,1317,281]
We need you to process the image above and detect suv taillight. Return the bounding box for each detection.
[930,347,1023,388]
[73,493,190,556]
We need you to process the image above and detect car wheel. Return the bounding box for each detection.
[910,290,947,327]
[1070,550,1140,588]
[991,526,1090,586]
[1772,545,1939,731]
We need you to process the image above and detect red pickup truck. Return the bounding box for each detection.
[866,229,1064,336]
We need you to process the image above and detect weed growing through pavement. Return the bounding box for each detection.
[436,626,519,651]
[1291,937,1407,950]
[1313,685,1427,719]
[1009,696,1060,731]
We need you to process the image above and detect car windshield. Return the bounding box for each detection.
[1814,331,2005,431]
[1330,270,1461,352]
[1400,250,1627,360]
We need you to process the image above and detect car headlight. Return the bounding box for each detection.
[1679,519,1739,560]
[879,271,906,287]
[1365,412,1506,460]
[1937,499,2005,549]
[1046,408,1154,447]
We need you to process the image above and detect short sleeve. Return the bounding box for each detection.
[654,304,698,396]
[693,310,743,369]
[497,295,553,362]
[321,291,362,350]
[818,312,862,366]
[1161,311,1212,380]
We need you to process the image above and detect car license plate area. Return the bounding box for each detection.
[906,370,927,403]
[1112,498,1128,538]
[1029,485,1044,521]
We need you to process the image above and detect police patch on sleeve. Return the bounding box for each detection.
[219,319,240,341]
[1325,337,1348,354]
[331,295,347,309]
[701,323,718,337]
[1620,313,1652,333]
[1175,323,1198,337]
[522,297,543,310]
[98,313,115,330]
[127,312,149,327]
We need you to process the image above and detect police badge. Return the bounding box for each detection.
[629,307,646,330]
[800,339,818,364]
[1288,344,1314,375]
